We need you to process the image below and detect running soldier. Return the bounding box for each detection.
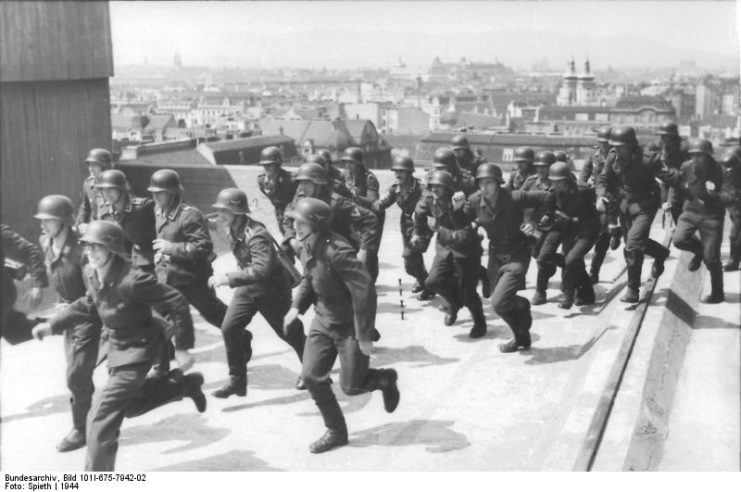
[507,147,536,191]
[452,135,487,175]
[208,188,306,398]
[32,221,206,471]
[76,148,113,231]
[656,123,689,224]
[283,198,400,454]
[257,146,298,235]
[719,148,741,271]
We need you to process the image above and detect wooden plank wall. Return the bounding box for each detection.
[1,79,113,239]
[0,1,114,82]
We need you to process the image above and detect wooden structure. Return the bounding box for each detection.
[0,1,113,238]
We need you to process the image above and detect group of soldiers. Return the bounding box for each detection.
[1,122,740,470]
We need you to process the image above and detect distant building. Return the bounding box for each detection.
[557,59,598,106]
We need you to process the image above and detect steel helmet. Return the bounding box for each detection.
[295,162,329,185]
[391,155,415,173]
[475,163,504,183]
[259,146,283,165]
[96,169,128,191]
[451,135,470,150]
[553,151,569,163]
[548,161,573,181]
[341,147,364,165]
[305,154,328,168]
[534,151,556,167]
[432,147,457,170]
[147,169,183,193]
[596,126,612,143]
[609,126,638,147]
[287,197,332,230]
[656,123,680,138]
[79,220,129,257]
[427,170,454,191]
[85,148,113,169]
[514,147,535,163]
[35,195,75,222]
[318,149,334,166]
[212,188,250,214]
[687,139,714,157]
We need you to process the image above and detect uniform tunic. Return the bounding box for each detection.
[257,167,298,234]
[99,196,157,271]
[77,176,106,226]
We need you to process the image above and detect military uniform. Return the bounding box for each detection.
[343,166,384,281]
[39,227,102,441]
[1,224,48,344]
[257,168,299,235]
[507,166,536,191]
[722,159,741,270]
[219,217,305,390]
[76,176,106,226]
[666,157,726,299]
[99,197,157,272]
[414,192,486,332]
[154,196,227,328]
[458,152,487,176]
[375,178,428,288]
[597,147,671,297]
[545,183,599,306]
[521,173,557,298]
[580,149,615,282]
[49,256,200,470]
[463,188,550,349]
[660,146,691,224]
[293,230,397,445]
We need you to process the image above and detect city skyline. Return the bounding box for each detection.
[110,1,740,72]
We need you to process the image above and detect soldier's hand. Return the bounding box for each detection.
[32,322,52,341]
[152,239,173,254]
[427,216,439,231]
[27,286,43,309]
[174,349,195,372]
[357,249,368,265]
[410,235,422,248]
[520,222,535,237]
[451,191,466,210]
[358,340,374,356]
[705,180,716,192]
[283,307,300,335]
[76,223,88,235]
[661,201,671,211]
[208,274,229,289]
[289,238,301,254]
[595,196,608,213]
[607,223,621,235]
[371,201,381,214]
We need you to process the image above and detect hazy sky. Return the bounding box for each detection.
[110,1,740,70]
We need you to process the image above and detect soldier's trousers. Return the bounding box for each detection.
[727,205,741,266]
[402,233,428,285]
[301,319,386,432]
[174,281,227,329]
[590,212,611,278]
[672,210,724,291]
[561,227,598,295]
[487,250,532,341]
[619,203,668,290]
[425,250,484,320]
[535,230,563,293]
[221,286,305,384]
[366,212,385,282]
[85,362,188,471]
[0,271,35,345]
[64,320,102,431]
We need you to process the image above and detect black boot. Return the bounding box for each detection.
[651,246,669,278]
[702,265,725,304]
[531,289,547,305]
[469,309,487,339]
[243,331,253,364]
[621,288,640,303]
[212,378,246,399]
[295,376,307,390]
[56,428,86,452]
[183,372,207,412]
[622,250,642,303]
[411,281,424,294]
[444,305,459,326]
[479,266,491,299]
[311,399,348,454]
[725,243,740,271]
[417,288,435,301]
[558,290,574,310]
[379,369,400,413]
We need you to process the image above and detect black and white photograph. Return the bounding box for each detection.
[1,0,739,484]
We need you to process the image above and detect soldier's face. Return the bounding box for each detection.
[660,135,678,152]
[84,243,112,269]
[101,187,123,205]
[692,153,711,169]
[553,180,570,193]
[39,218,63,237]
[394,170,411,185]
[478,178,499,196]
[263,164,280,179]
[430,185,449,201]
[453,148,466,160]
[599,142,611,154]
[517,161,530,173]
[344,161,359,175]
[88,164,104,178]
[298,180,317,197]
[537,166,549,179]
[294,218,313,241]
[152,191,175,210]
[217,210,236,227]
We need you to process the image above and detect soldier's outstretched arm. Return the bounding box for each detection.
[2,225,49,289]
